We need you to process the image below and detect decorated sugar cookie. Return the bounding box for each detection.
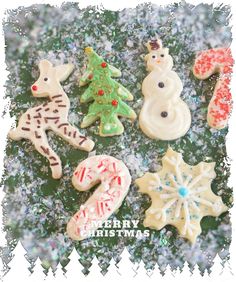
[193,48,234,129]
[139,39,191,140]
[8,60,94,179]
[79,47,137,137]
[67,155,131,240]
[135,148,228,243]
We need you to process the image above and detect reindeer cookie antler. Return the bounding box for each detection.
[9,60,95,179]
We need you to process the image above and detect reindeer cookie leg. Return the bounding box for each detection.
[67,155,131,240]
[8,128,24,141]
[8,113,32,141]
[9,123,62,178]
[32,132,62,179]
[52,122,94,152]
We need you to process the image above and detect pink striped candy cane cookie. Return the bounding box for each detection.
[193,47,234,129]
[67,155,131,240]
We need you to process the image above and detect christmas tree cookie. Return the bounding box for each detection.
[139,39,191,140]
[135,148,228,243]
[79,47,137,137]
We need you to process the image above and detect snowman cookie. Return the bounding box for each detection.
[139,39,191,140]
[135,148,228,243]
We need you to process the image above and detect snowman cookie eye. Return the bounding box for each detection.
[152,55,156,59]
[44,77,48,82]
[158,82,165,88]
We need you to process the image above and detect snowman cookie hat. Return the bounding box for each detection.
[144,38,173,72]
[146,38,163,51]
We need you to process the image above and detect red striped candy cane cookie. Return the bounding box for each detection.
[193,48,234,129]
[67,155,131,240]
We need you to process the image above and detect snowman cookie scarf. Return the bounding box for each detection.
[139,39,191,140]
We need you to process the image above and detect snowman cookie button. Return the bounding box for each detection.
[139,39,191,141]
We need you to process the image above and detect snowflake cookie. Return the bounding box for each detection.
[135,148,228,243]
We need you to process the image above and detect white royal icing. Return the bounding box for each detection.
[139,39,191,140]
[135,148,228,243]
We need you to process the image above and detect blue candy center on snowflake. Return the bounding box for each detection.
[178,186,189,198]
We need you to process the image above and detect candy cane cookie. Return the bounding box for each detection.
[67,155,131,240]
[193,48,234,129]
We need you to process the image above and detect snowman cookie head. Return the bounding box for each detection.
[145,39,173,72]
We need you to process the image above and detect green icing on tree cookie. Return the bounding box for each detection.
[79,47,137,136]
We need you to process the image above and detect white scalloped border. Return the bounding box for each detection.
[0,0,235,281]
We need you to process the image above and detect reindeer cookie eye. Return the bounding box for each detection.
[44,77,48,82]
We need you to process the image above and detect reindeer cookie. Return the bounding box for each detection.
[67,155,131,240]
[9,60,95,179]
[135,148,228,243]
[139,39,191,140]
